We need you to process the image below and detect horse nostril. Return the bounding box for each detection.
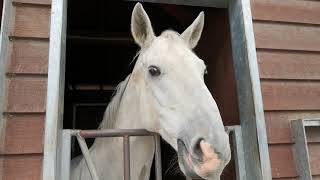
[191,137,205,159]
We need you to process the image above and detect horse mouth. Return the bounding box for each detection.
[177,139,202,179]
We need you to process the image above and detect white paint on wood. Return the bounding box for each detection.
[0,1,13,179]
[240,0,272,178]
[229,0,272,179]
[0,0,13,154]
[42,0,67,179]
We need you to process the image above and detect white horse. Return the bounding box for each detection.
[71,3,231,180]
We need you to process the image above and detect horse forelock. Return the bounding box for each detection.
[160,30,181,41]
[140,30,185,51]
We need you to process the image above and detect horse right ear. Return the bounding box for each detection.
[181,12,204,49]
[131,3,155,47]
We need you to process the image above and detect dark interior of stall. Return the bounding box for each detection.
[0,0,3,27]
[63,1,239,179]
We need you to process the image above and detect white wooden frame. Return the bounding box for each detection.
[42,0,272,179]
[42,0,67,179]
[0,0,12,156]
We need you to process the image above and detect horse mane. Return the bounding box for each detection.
[99,74,131,129]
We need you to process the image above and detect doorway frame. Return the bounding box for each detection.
[42,0,272,179]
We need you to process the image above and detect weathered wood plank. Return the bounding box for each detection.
[0,154,42,180]
[251,0,320,25]
[269,143,320,177]
[269,144,297,178]
[265,111,320,144]
[309,143,320,175]
[7,39,49,74]
[2,114,44,154]
[261,81,320,111]
[254,22,320,52]
[257,50,320,80]
[6,77,47,113]
[12,0,51,5]
[11,4,50,38]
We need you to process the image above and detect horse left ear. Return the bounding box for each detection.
[131,3,155,47]
[181,12,204,49]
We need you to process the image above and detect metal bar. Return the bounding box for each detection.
[123,135,131,180]
[68,127,248,180]
[60,130,72,180]
[292,120,312,180]
[154,135,162,180]
[79,129,156,138]
[76,134,100,180]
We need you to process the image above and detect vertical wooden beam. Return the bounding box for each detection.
[228,0,272,179]
[0,1,12,179]
[0,0,12,148]
[42,0,67,179]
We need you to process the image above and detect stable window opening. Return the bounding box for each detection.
[57,0,255,180]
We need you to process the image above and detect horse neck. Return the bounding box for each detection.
[90,82,156,180]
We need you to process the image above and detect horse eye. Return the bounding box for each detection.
[148,65,161,76]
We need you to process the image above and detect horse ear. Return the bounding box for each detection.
[181,12,204,49]
[131,3,155,47]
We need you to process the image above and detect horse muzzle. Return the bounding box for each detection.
[177,136,230,179]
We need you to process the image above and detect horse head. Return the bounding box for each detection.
[130,3,231,179]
